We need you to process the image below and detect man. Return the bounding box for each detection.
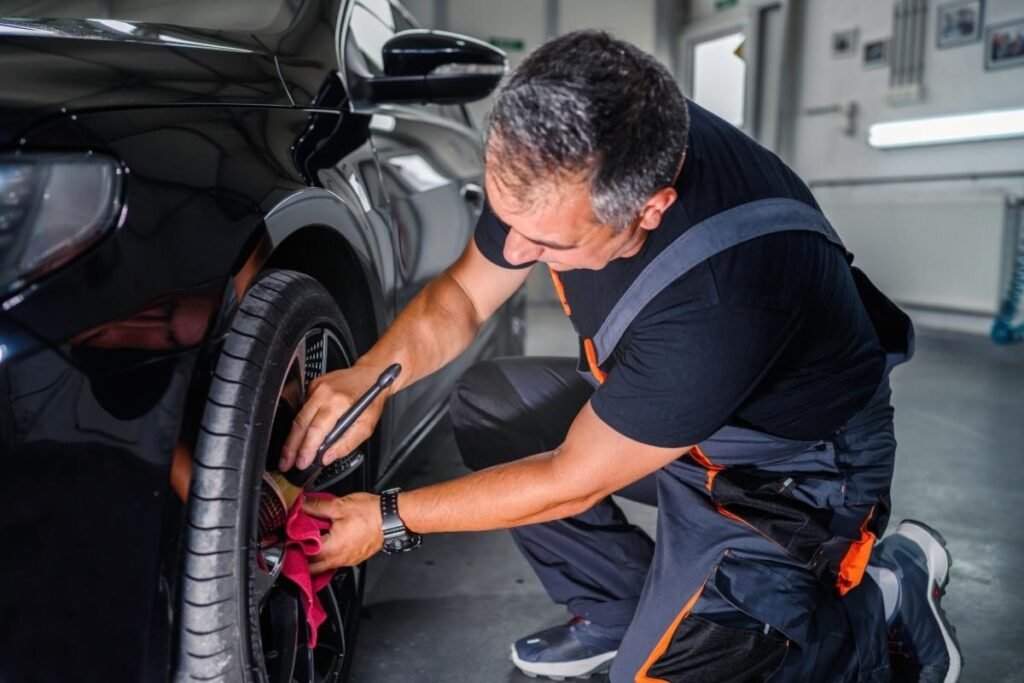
[281,31,961,682]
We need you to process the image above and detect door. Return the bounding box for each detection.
[688,26,749,129]
[678,2,785,151]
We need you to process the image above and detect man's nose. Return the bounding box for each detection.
[503,230,543,266]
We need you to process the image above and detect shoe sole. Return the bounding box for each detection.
[510,645,616,681]
[894,519,963,683]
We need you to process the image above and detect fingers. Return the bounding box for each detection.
[281,374,348,470]
[280,398,319,471]
[302,496,339,519]
[308,557,336,575]
[305,493,384,572]
[319,420,374,466]
[293,406,338,471]
[280,369,385,471]
[289,406,375,471]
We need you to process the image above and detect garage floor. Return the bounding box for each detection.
[349,305,1024,683]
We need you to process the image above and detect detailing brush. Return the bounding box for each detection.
[268,363,402,514]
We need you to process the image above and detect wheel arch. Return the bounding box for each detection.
[263,226,383,356]
[260,188,391,356]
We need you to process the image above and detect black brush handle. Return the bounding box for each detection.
[284,363,402,488]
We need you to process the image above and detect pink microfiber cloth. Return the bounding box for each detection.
[281,491,336,648]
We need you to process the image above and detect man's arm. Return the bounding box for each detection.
[402,402,691,531]
[303,401,692,572]
[282,239,530,470]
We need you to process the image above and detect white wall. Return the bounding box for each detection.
[401,0,435,26]
[785,0,1024,333]
[444,0,549,66]
[558,0,657,54]
[791,0,1024,181]
[443,0,550,125]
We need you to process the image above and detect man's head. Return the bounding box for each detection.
[485,30,689,271]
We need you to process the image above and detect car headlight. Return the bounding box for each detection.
[0,153,123,299]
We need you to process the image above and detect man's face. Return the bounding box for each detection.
[483,153,680,273]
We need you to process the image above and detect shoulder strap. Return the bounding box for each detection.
[593,198,846,365]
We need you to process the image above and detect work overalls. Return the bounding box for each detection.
[450,198,914,682]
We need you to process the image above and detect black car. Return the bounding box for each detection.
[0,2,522,681]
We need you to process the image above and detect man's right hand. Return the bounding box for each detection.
[280,239,531,473]
[280,362,394,472]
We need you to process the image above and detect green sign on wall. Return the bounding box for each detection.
[715,0,739,10]
[488,36,525,51]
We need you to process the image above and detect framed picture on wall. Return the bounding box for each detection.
[985,19,1024,70]
[863,39,888,68]
[832,28,859,58]
[936,0,983,48]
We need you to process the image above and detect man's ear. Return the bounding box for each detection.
[638,187,678,231]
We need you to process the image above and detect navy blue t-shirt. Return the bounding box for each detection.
[476,101,887,447]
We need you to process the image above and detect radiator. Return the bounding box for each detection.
[815,187,1010,315]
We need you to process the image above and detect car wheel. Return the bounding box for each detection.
[177,270,369,683]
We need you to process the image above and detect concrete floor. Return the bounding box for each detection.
[349,305,1024,683]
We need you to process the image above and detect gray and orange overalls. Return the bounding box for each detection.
[450,198,914,682]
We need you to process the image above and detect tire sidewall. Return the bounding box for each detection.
[179,270,361,683]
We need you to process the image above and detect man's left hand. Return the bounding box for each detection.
[302,492,383,573]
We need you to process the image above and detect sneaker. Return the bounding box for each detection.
[510,616,620,680]
[872,520,963,683]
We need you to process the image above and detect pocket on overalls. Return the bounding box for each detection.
[638,550,811,683]
[707,465,838,568]
[707,461,879,597]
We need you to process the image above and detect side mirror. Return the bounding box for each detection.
[353,30,507,105]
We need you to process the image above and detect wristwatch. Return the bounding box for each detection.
[379,487,422,555]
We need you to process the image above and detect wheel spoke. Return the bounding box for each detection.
[295,334,309,399]
[263,587,301,683]
[254,540,285,608]
[305,633,317,683]
[319,328,330,377]
[279,337,307,415]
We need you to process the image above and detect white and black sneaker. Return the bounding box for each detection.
[511,616,620,680]
[872,520,963,683]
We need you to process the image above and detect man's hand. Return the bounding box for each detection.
[281,364,392,471]
[279,241,530,473]
[303,492,384,573]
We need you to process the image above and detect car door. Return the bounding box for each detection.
[341,0,489,468]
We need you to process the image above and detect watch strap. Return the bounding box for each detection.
[380,487,405,536]
[379,487,421,554]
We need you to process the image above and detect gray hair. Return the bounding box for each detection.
[486,30,689,230]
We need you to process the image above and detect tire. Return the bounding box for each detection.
[176,270,370,683]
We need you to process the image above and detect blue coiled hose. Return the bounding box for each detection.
[992,203,1024,345]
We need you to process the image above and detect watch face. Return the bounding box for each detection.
[383,533,422,555]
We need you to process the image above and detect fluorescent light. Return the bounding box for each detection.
[869,108,1024,148]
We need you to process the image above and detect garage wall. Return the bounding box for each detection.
[678,0,1024,332]
[791,0,1024,181]
[558,0,657,56]
[787,0,1024,333]
[401,0,436,26]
